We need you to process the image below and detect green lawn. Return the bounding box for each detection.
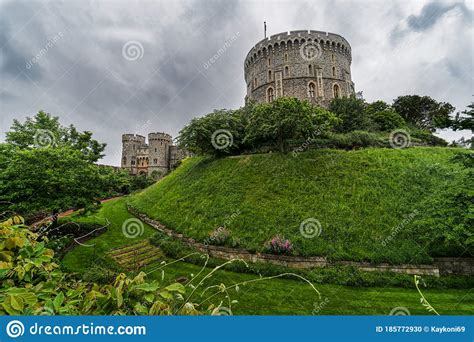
[128,147,471,264]
[62,198,474,315]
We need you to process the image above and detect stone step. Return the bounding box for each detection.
[108,240,150,256]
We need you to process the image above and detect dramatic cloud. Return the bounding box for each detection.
[0,0,472,165]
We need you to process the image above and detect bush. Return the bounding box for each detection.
[178,98,339,156]
[370,109,406,131]
[329,96,369,133]
[265,235,293,255]
[409,129,448,146]
[312,131,385,149]
[0,218,205,315]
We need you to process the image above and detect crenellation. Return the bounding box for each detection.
[244,30,355,107]
[121,132,187,177]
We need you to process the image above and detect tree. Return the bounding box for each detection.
[452,102,474,131]
[364,100,390,115]
[451,103,474,148]
[0,146,103,219]
[328,96,369,133]
[177,109,245,156]
[244,97,340,152]
[370,109,406,131]
[392,95,454,131]
[6,110,106,162]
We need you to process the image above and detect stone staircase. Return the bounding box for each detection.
[107,240,163,270]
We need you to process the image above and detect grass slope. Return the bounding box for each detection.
[62,199,474,315]
[129,147,470,264]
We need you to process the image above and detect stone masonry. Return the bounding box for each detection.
[121,133,186,176]
[244,30,355,107]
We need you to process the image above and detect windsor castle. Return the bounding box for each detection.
[121,30,355,175]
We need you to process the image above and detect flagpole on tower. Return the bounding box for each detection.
[264,21,267,38]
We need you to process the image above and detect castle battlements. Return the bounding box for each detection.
[244,29,355,107]
[121,132,186,177]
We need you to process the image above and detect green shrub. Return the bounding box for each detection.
[312,131,385,149]
[370,109,406,131]
[329,96,370,133]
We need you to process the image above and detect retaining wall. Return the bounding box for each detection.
[127,205,473,277]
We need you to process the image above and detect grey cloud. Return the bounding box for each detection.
[407,1,471,31]
[391,1,473,43]
[0,0,472,165]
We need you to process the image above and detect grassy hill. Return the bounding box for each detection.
[129,147,471,265]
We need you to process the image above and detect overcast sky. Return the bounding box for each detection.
[1,0,472,165]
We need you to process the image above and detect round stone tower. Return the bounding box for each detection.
[148,132,172,176]
[244,30,355,107]
[121,134,146,175]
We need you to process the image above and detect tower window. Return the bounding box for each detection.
[154,158,158,164]
[308,82,316,98]
[155,148,157,152]
[331,53,335,62]
[267,87,274,102]
[284,53,288,62]
[308,64,312,75]
[285,66,289,76]
[333,84,340,98]
[122,157,127,165]
[268,70,272,81]
[268,58,271,66]
[332,66,336,77]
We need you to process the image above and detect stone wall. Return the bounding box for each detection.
[127,205,473,277]
[244,30,355,107]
